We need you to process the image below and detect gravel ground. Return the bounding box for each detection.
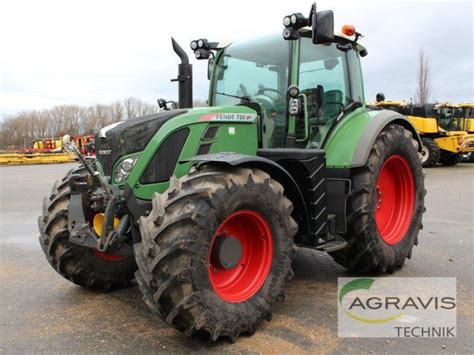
[0,162,472,353]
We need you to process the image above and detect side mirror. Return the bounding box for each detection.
[311,3,334,44]
[207,58,214,80]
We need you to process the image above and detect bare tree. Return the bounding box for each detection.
[415,49,431,105]
[30,110,50,138]
[123,97,159,119]
[63,105,84,135]
[0,97,160,149]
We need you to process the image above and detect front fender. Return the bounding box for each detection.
[189,152,311,238]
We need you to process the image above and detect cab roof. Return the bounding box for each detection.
[216,28,367,55]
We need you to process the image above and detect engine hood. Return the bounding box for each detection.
[95,109,187,175]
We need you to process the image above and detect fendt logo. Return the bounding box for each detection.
[199,113,257,122]
[337,277,457,338]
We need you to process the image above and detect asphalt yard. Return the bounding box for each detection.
[0,163,472,353]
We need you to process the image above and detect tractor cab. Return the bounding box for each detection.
[208,31,365,150]
[435,103,473,132]
[190,5,367,151]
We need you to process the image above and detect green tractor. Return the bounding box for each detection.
[39,3,425,341]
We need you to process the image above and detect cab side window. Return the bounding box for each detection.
[299,37,351,146]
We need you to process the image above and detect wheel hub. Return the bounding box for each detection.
[374,155,415,245]
[421,144,429,163]
[210,235,242,270]
[208,210,273,303]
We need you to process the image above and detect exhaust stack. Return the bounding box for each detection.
[171,38,193,108]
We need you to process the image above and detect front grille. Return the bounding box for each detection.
[96,137,113,176]
[140,128,190,184]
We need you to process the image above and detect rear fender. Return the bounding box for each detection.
[351,111,422,168]
[325,109,422,168]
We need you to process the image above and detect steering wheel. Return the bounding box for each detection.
[257,87,284,99]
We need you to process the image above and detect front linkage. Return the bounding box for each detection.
[66,142,133,257]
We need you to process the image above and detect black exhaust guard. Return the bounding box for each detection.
[171,38,193,108]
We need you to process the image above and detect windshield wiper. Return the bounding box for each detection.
[216,91,252,103]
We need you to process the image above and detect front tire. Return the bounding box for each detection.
[38,168,137,290]
[330,124,425,273]
[134,166,297,341]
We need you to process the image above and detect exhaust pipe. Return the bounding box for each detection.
[171,38,193,109]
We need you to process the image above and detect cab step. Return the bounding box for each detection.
[316,235,348,252]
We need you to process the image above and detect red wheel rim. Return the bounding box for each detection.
[375,155,415,245]
[208,210,273,303]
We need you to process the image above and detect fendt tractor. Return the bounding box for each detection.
[39,3,426,341]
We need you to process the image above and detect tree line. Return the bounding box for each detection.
[0,97,207,150]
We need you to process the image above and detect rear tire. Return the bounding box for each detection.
[420,137,440,168]
[38,167,137,290]
[330,124,425,273]
[134,166,297,341]
[439,151,461,166]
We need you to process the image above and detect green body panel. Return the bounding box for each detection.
[324,109,378,168]
[125,105,258,200]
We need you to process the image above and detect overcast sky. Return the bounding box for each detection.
[1,0,472,119]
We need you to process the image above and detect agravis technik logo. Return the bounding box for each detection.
[337,277,456,338]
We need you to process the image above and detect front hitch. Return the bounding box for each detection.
[67,166,132,257]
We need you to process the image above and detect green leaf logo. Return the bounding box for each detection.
[339,278,404,324]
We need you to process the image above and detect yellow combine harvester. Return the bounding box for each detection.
[372,99,474,167]
[437,102,474,162]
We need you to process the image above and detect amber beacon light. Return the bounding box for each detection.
[342,24,356,36]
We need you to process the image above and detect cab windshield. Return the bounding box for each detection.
[212,33,360,148]
[437,107,465,131]
[213,34,290,147]
[213,34,289,106]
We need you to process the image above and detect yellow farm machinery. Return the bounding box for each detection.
[372,99,474,167]
[0,135,94,166]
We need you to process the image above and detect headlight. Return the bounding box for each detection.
[115,156,138,183]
